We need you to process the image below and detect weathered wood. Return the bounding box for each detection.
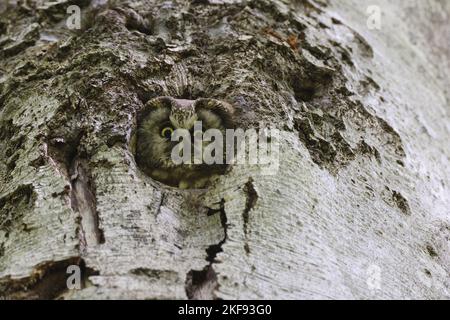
[0,0,448,299]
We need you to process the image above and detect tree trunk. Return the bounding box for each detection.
[0,0,448,299]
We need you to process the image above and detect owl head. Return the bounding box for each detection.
[136,96,234,188]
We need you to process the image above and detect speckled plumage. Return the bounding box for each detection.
[136,96,234,188]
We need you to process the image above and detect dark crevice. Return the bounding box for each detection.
[186,199,227,300]
[243,178,258,236]
[392,190,411,216]
[205,243,223,264]
[0,257,99,300]
[242,178,258,255]
[205,199,228,263]
[70,157,105,250]
[293,82,316,102]
[244,243,251,255]
[155,191,166,218]
[185,265,218,300]
[426,245,438,258]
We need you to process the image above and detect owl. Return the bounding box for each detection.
[135,96,234,189]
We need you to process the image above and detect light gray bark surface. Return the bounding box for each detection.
[0,0,448,299]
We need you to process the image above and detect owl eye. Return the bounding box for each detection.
[161,127,174,139]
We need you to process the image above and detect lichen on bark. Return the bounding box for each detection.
[0,0,449,299]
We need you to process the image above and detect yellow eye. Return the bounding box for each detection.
[161,127,174,139]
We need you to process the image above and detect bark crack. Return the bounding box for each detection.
[243,178,258,255]
[243,178,258,236]
[70,158,105,252]
[0,258,99,300]
[185,199,227,300]
[205,198,228,263]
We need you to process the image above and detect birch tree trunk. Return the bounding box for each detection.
[0,0,449,299]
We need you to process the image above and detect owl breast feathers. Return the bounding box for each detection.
[136,96,234,188]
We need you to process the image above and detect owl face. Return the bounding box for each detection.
[136,96,234,188]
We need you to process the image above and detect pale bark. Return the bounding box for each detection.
[0,0,449,299]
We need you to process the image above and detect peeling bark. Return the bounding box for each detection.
[70,157,104,249]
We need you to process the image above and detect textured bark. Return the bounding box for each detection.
[0,0,449,299]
